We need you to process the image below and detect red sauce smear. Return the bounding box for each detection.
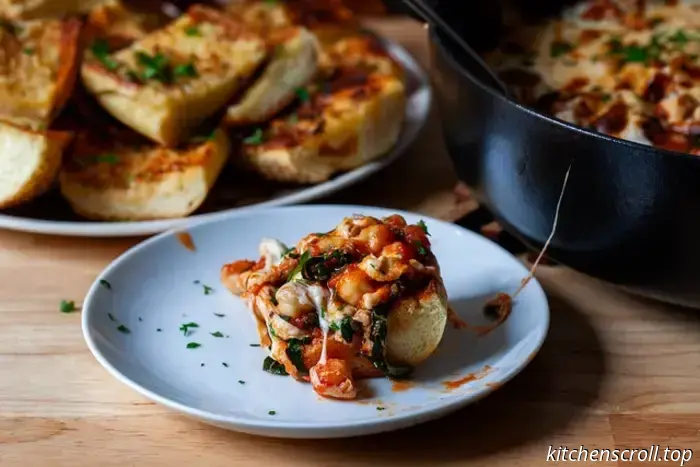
[391,381,413,392]
[442,365,493,391]
[176,232,196,252]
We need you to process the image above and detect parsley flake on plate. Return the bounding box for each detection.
[186,342,201,349]
[60,300,77,313]
[179,322,199,336]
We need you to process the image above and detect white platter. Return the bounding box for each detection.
[0,39,431,238]
[82,205,550,439]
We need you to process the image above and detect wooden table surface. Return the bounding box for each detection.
[2,19,700,467]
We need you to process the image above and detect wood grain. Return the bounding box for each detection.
[1,18,699,467]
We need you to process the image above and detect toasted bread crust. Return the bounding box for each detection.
[59,128,231,221]
[0,121,72,208]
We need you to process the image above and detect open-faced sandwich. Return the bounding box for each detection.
[221,214,448,400]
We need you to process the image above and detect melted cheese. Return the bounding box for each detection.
[296,282,330,364]
[258,238,288,272]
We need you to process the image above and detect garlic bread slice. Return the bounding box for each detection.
[81,5,267,147]
[0,0,109,20]
[0,16,81,131]
[59,127,230,221]
[240,71,405,184]
[0,121,72,208]
[225,27,319,126]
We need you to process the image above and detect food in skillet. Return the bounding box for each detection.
[0,16,79,208]
[220,214,448,399]
[484,0,700,154]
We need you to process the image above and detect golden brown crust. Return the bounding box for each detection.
[0,16,82,130]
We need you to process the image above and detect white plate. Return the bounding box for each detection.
[0,39,431,238]
[82,205,549,439]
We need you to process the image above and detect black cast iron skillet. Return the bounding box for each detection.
[386,0,700,306]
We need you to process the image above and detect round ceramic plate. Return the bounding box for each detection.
[0,39,431,238]
[82,205,549,439]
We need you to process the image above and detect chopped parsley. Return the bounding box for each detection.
[270,296,278,306]
[108,313,116,322]
[668,30,690,46]
[90,39,119,71]
[210,331,224,338]
[295,87,310,102]
[376,406,386,411]
[179,322,199,336]
[157,328,162,332]
[413,240,427,256]
[186,342,201,349]
[268,410,276,415]
[135,51,172,83]
[201,363,205,367]
[287,250,311,281]
[184,25,200,36]
[238,380,245,384]
[550,40,573,58]
[117,324,130,334]
[193,281,215,295]
[262,356,288,375]
[250,343,261,347]
[23,48,33,55]
[99,279,112,290]
[243,128,265,145]
[417,219,430,235]
[222,362,229,367]
[173,62,198,78]
[59,300,77,313]
[214,313,226,317]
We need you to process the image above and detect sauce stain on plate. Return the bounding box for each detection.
[442,365,493,391]
[391,380,413,392]
[176,231,196,252]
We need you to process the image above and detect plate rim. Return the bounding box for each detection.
[0,38,433,238]
[81,204,550,437]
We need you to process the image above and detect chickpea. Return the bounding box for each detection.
[332,266,377,307]
[275,282,314,318]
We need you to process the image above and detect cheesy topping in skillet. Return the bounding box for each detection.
[485,0,700,154]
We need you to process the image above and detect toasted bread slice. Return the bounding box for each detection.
[240,71,405,183]
[225,27,319,126]
[81,5,267,147]
[238,33,406,184]
[59,127,230,221]
[84,0,170,52]
[0,17,81,131]
[0,0,109,19]
[0,121,72,208]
